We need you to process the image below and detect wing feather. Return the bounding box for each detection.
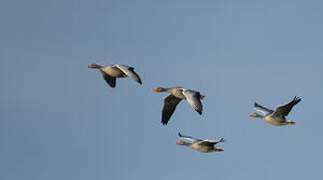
[101,72,116,87]
[114,65,142,84]
[182,89,203,115]
[198,138,225,146]
[178,132,201,142]
[273,96,301,117]
[161,94,181,125]
[254,103,274,115]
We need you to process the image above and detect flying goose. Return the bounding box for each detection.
[249,96,301,126]
[176,133,224,153]
[88,64,142,88]
[152,87,205,125]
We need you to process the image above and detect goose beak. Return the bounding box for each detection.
[176,141,182,145]
[249,113,256,117]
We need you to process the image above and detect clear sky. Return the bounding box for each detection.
[1,0,323,179]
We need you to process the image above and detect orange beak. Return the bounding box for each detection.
[176,141,182,145]
[87,64,92,68]
[152,88,158,92]
[249,113,256,117]
[287,121,296,125]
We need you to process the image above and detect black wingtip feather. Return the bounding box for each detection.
[161,118,168,125]
[137,78,142,85]
[196,110,202,115]
[219,138,225,143]
[293,96,302,104]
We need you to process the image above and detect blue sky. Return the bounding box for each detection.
[1,0,323,179]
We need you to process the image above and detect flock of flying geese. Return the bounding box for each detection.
[88,63,302,153]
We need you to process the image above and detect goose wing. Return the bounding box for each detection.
[101,72,116,87]
[182,89,203,115]
[273,96,301,117]
[197,141,216,147]
[198,138,225,146]
[114,65,142,84]
[162,94,182,125]
[254,103,274,116]
[178,132,201,142]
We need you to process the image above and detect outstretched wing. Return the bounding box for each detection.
[198,138,225,146]
[254,103,274,115]
[182,89,203,115]
[178,132,201,142]
[101,72,116,87]
[162,94,182,125]
[114,65,142,84]
[273,96,301,117]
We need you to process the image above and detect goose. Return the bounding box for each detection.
[176,133,224,153]
[152,87,205,125]
[88,64,142,88]
[249,96,301,126]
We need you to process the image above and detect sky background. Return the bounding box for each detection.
[1,0,323,179]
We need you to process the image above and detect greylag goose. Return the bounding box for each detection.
[249,96,301,126]
[88,64,142,88]
[176,133,224,153]
[152,87,205,125]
